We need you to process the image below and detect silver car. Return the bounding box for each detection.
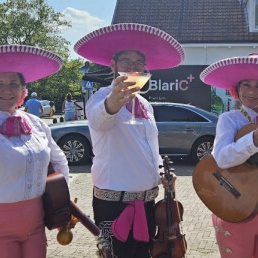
[49,102,218,165]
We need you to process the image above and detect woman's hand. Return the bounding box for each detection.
[105,75,140,115]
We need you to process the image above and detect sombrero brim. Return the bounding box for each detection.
[74,23,185,70]
[200,56,258,90]
[0,45,63,83]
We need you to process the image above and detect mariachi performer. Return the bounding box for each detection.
[200,53,258,258]
[74,23,185,258]
[0,44,69,258]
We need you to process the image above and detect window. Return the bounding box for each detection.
[152,105,208,122]
[248,0,258,31]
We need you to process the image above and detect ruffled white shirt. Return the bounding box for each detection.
[86,82,162,192]
[212,105,258,169]
[0,110,69,203]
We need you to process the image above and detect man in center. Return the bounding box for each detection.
[74,23,185,258]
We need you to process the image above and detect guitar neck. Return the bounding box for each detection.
[69,201,100,236]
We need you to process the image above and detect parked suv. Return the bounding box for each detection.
[49,102,218,165]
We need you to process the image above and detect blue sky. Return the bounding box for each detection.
[46,0,117,59]
[1,0,117,59]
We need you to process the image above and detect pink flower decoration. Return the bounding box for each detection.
[229,86,239,100]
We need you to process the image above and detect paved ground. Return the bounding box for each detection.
[45,161,220,258]
[43,116,220,258]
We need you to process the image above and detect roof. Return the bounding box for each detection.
[112,0,258,43]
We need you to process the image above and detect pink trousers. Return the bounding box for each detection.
[212,213,258,258]
[0,197,47,258]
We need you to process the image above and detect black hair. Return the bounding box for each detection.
[236,81,240,97]
[66,92,72,101]
[18,73,26,86]
[112,50,146,62]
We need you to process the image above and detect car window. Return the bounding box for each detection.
[153,105,208,122]
[40,100,49,106]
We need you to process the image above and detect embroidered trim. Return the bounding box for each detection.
[200,56,258,81]
[98,221,117,258]
[93,186,159,202]
[0,45,63,66]
[74,23,185,61]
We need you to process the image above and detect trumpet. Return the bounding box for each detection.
[56,198,80,245]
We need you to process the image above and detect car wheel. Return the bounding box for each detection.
[58,134,91,165]
[191,137,214,164]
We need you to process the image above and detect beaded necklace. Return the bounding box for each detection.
[240,107,252,123]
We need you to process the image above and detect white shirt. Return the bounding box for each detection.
[86,82,162,191]
[212,105,258,169]
[64,101,75,112]
[0,110,69,203]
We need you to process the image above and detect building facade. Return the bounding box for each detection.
[111,0,258,113]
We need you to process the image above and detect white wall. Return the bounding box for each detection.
[182,44,258,65]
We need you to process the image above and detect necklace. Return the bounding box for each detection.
[240,107,252,123]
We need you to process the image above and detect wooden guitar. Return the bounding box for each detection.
[42,172,111,257]
[192,123,258,223]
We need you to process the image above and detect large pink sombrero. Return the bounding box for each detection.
[0,45,63,83]
[74,23,185,70]
[200,54,258,90]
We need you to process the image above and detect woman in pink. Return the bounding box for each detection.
[200,54,258,258]
[0,45,69,258]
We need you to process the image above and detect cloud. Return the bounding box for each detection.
[63,7,105,33]
[61,7,108,58]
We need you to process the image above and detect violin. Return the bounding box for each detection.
[150,156,187,258]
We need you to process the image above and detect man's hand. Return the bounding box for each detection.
[105,75,140,115]
[161,173,177,192]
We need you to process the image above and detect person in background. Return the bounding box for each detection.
[74,23,185,258]
[24,91,43,117]
[62,92,83,121]
[0,44,69,258]
[200,53,258,258]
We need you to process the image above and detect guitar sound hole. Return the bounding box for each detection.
[246,153,258,166]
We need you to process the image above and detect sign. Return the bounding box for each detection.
[83,80,93,90]
[142,65,211,111]
[79,67,90,75]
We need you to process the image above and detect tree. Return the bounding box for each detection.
[0,0,110,109]
[0,0,87,107]
[25,58,85,110]
[0,0,71,57]
[211,87,224,115]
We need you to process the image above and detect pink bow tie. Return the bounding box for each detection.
[126,97,149,119]
[0,116,32,137]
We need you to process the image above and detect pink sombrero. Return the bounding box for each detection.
[74,23,185,70]
[200,53,258,90]
[0,45,63,83]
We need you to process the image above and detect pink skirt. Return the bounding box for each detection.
[0,197,47,258]
[212,213,258,258]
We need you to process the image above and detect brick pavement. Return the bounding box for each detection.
[46,163,220,258]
